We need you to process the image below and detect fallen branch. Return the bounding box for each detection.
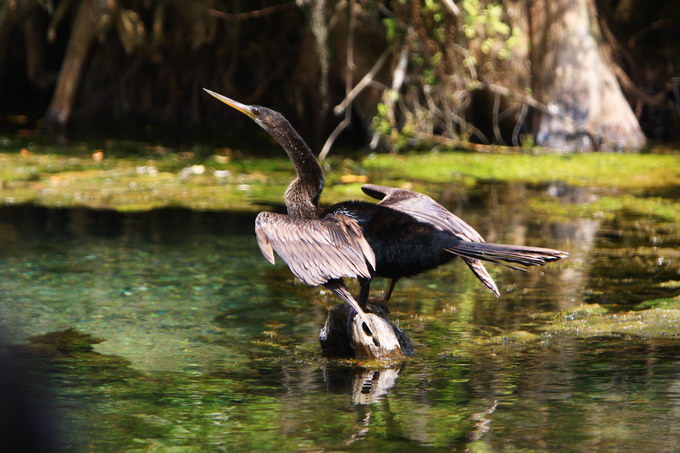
[481,79,552,114]
[413,132,567,154]
[207,3,296,21]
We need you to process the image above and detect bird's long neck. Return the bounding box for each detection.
[270,120,325,219]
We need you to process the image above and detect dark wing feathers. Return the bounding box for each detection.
[255,211,376,286]
[361,184,568,297]
[362,183,499,296]
[464,260,501,297]
[362,184,484,242]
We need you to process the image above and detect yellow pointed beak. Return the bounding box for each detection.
[203,88,256,119]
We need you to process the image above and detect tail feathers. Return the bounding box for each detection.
[446,241,568,271]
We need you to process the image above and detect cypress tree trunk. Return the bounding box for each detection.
[529,0,645,151]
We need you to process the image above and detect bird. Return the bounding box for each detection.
[204,88,568,330]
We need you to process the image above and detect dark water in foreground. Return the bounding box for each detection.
[1,187,680,452]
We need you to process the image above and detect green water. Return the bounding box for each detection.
[1,182,680,451]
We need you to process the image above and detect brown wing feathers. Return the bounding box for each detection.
[255,212,376,286]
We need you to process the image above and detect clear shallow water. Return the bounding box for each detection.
[1,190,680,452]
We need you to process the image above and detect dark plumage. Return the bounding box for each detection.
[204,89,568,325]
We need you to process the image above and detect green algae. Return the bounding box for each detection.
[465,302,680,353]
[1,138,679,212]
[634,294,680,310]
[546,304,680,339]
[362,151,680,189]
[529,194,680,224]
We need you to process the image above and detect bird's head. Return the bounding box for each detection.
[204,88,324,214]
[204,88,287,136]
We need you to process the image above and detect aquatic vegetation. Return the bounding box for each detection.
[461,298,680,355]
[362,151,680,189]
[546,303,680,338]
[635,294,680,310]
[1,140,679,213]
[529,194,680,223]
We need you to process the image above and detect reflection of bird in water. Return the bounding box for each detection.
[205,89,568,327]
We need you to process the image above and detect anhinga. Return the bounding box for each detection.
[205,89,568,329]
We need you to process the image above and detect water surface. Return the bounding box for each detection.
[1,183,679,452]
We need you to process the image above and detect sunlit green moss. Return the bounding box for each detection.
[362,151,680,189]
[529,195,680,223]
[476,330,540,346]
[464,301,680,352]
[0,150,291,211]
[1,142,679,212]
[634,295,680,310]
[546,304,680,338]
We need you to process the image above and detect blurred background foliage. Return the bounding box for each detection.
[0,0,678,151]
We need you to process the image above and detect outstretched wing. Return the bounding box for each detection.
[362,184,485,242]
[255,211,376,286]
[361,184,499,296]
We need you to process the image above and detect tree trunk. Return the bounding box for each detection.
[530,0,646,151]
[319,302,414,360]
[45,0,118,132]
[23,8,52,90]
[0,0,41,101]
[322,363,402,405]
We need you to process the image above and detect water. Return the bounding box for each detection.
[1,184,680,452]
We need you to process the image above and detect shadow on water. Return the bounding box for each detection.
[1,180,680,451]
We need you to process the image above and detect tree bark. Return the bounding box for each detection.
[0,0,41,100]
[23,8,52,90]
[45,0,118,132]
[322,363,402,405]
[530,0,646,151]
[319,302,414,360]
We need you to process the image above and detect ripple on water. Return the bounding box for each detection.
[1,197,680,452]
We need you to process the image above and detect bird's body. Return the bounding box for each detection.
[204,88,568,331]
[322,200,455,280]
